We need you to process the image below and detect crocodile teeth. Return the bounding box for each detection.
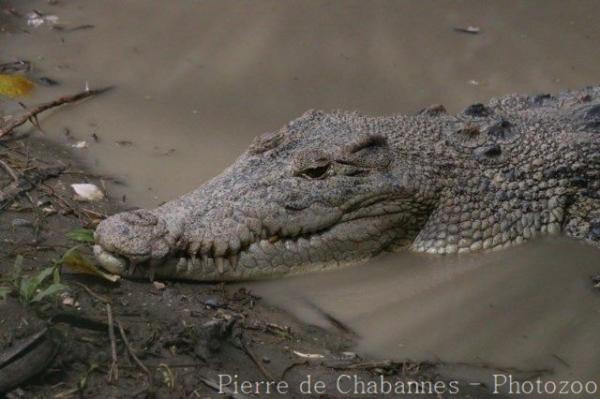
[229,236,241,253]
[148,262,156,282]
[176,257,187,273]
[216,257,225,274]
[229,254,239,270]
[128,262,137,277]
[213,239,229,257]
[189,254,200,272]
[200,240,212,256]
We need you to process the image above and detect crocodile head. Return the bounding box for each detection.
[94,110,441,280]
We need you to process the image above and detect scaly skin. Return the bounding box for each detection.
[94,86,600,281]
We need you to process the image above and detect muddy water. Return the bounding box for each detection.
[3,0,600,391]
[249,238,600,386]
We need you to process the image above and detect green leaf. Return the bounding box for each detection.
[19,278,36,302]
[30,266,56,289]
[31,283,68,303]
[0,286,11,300]
[66,228,95,243]
[53,263,62,285]
[19,266,55,302]
[12,255,24,283]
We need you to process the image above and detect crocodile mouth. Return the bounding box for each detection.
[94,194,424,281]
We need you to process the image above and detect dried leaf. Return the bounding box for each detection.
[26,11,59,27]
[71,183,104,201]
[454,26,481,34]
[0,74,34,98]
[71,141,88,149]
[292,350,325,359]
[62,247,120,282]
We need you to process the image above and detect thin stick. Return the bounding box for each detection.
[0,165,64,210]
[239,337,276,381]
[0,87,111,140]
[106,303,119,382]
[280,360,309,381]
[326,359,396,370]
[197,376,252,399]
[73,281,111,304]
[0,159,19,181]
[116,321,152,383]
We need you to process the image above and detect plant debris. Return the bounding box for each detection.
[0,60,31,74]
[0,74,34,97]
[61,247,120,282]
[71,140,88,149]
[0,87,111,140]
[26,10,59,27]
[71,183,104,201]
[36,76,59,86]
[454,26,481,34]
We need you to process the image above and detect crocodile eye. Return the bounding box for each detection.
[292,149,332,179]
[301,164,330,179]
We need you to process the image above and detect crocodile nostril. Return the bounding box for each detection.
[463,103,491,117]
[474,144,502,161]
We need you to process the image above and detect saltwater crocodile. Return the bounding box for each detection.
[94,86,600,281]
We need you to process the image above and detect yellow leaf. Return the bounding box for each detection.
[0,74,35,98]
[62,248,120,283]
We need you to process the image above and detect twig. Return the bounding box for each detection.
[116,321,152,383]
[73,281,111,304]
[197,376,253,399]
[0,165,65,211]
[552,353,571,368]
[239,337,276,381]
[0,159,19,181]
[0,87,112,140]
[106,303,119,382]
[0,327,48,368]
[50,311,111,332]
[326,359,397,370]
[39,182,89,223]
[0,60,31,74]
[281,360,309,381]
[53,387,80,398]
[145,362,204,369]
[302,299,357,336]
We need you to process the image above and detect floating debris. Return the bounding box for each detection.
[52,24,95,32]
[592,274,600,289]
[26,10,59,27]
[454,26,481,34]
[0,60,31,74]
[71,141,88,149]
[37,77,59,86]
[0,74,34,97]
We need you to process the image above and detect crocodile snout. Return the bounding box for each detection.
[94,209,172,275]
